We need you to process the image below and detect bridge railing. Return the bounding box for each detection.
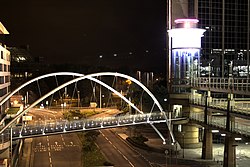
[191,77,250,92]
[190,94,250,115]
[190,112,250,136]
[0,112,167,143]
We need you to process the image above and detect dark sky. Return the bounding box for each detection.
[1,0,167,72]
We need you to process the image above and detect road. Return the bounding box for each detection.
[21,108,82,167]
[92,109,154,167]
[91,109,153,166]
[32,133,81,167]
[26,108,62,125]
[96,129,152,167]
[20,108,156,167]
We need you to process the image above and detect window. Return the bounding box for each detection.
[0,76,4,84]
[5,76,10,83]
[4,64,7,72]
[0,87,7,97]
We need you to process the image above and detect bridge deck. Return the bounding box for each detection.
[0,113,167,142]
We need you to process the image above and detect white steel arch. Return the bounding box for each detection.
[0,72,85,106]
[0,73,141,132]
[90,72,164,112]
[0,72,175,142]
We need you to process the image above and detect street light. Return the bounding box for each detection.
[77,91,80,108]
[182,132,185,158]
[165,150,168,167]
[208,59,214,88]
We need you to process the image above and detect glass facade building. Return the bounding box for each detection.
[167,0,250,92]
[198,0,250,78]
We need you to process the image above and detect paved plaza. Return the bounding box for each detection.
[146,138,250,167]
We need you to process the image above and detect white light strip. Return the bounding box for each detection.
[235,137,242,141]
[212,130,219,133]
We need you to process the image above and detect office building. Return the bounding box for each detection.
[0,22,10,119]
[167,0,250,82]
[198,0,250,78]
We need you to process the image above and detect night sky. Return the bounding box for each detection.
[1,0,167,72]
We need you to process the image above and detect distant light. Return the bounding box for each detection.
[212,130,219,133]
[164,98,167,102]
[129,52,133,55]
[221,134,226,137]
[99,55,103,58]
[235,137,242,141]
[113,54,117,57]
[126,79,132,85]
[245,142,249,145]
[145,50,149,53]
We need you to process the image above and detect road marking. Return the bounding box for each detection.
[99,130,135,167]
[61,136,64,142]
[48,152,51,157]
[49,157,52,163]
[115,131,153,167]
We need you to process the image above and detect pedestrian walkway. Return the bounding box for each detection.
[19,138,33,167]
[146,138,250,167]
[115,126,250,167]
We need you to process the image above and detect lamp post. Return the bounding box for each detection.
[232,144,238,167]
[165,150,168,167]
[175,142,178,164]
[182,132,185,158]
[77,91,80,108]
[208,59,214,88]
[10,127,12,166]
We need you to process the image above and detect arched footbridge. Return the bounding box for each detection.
[0,72,180,150]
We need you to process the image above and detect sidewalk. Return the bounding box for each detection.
[19,138,33,167]
[132,136,250,167]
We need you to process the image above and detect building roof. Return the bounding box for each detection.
[0,22,9,34]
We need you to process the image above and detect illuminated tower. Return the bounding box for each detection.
[168,18,205,93]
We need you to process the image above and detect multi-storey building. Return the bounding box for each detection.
[166,0,250,155]
[198,0,250,78]
[167,0,250,83]
[0,22,10,119]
